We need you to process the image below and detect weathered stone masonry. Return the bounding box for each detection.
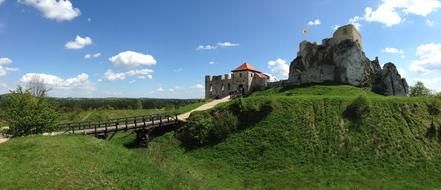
[205,63,269,99]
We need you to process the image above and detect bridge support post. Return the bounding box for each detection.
[135,129,151,147]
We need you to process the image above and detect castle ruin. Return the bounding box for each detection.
[205,63,269,99]
[288,24,408,96]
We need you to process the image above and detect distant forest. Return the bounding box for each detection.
[0,94,201,112]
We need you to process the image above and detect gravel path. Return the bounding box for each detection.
[178,96,231,121]
[0,134,9,144]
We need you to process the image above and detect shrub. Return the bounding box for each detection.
[4,86,58,136]
[177,98,274,147]
[410,81,432,97]
[176,111,214,146]
[210,111,238,141]
[428,99,441,117]
[344,93,371,120]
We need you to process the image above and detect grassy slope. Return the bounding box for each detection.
[184,98,441,189]
[1,85,441,189]
[0,135,196,189]
[170,85,441,189]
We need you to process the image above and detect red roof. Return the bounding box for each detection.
[231,63,270,79]
[231,63,260,73]
[256,72,270,79]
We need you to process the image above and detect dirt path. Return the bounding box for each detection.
[81,112,92,122]
[178,96,231,121]
[0,134,9,144]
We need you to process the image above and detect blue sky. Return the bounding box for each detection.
[0,0,441,98]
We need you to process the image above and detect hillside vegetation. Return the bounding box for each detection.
[174,85,441,188]
[1,85,441,189]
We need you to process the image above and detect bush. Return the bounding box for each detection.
[428,99,441,117]
[176,111,214,146]
[3,86,58,136]
[210,111,239,141]
[410,81,432,97]
[177,99,274,147]
[344,93,371,120]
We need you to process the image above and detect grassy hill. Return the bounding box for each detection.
[1,85,441,189]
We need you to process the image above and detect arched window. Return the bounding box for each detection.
[210,84,213,92]
[221,84,225,91]
[239,73,242,78]
[228,83,231,90]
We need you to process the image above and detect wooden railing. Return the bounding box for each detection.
[57,113,178,136]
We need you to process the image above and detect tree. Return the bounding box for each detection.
[409,81,432,97]
[435,92,441,99]
[26,75,50,97]
[4,86,58,136]
[136,99,143,109]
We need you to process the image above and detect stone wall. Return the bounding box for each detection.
[331,24,362,48]
[205,74,233,99]
[205,71,268,99]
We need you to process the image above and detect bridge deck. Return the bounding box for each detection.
[58,113,178,136]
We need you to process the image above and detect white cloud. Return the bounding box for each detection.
[398,68,407,78]
[19,0,81,21]
[87,17,91,23]
[332,25,340,31]
[412,77,441,92]
[349,16,362,29]
[109,51,156,68]
[5,67,19,72]
[103,69,154,81]
[103,70,125,81]
[0,58,19,76]
[20,73,89,88]
[0,57,12,65]
[427,19,435,26]
[194,84,204,89]
[208,61,215,65]
[0,66,6,76]
[196,42,240,51]
[65,35,92,49]
[0,0,4,5]
[267,58,289,80]
[84,52,101,59]
[196,45,217,51]
[307,19,321,26]
[157,87,164,92]
[217,42,240,47]
[382,47,405,54]
[173,68,183,72]
[410,43,441,73]
[364,0,441,26]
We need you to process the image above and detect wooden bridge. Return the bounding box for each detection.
[52,96,232,146]
[57,113,180,145]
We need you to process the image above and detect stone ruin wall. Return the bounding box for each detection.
[205,74,233,99]
[331,25,362,48]
[205,71,268,99]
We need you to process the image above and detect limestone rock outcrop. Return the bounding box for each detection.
[287,24,408,96]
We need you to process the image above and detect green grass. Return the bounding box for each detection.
[0,135,206,189]
[57,99,209,123]
[2,85,441,189]
[251,84,382,97]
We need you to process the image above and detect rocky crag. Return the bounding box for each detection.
[287,24,408,96]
